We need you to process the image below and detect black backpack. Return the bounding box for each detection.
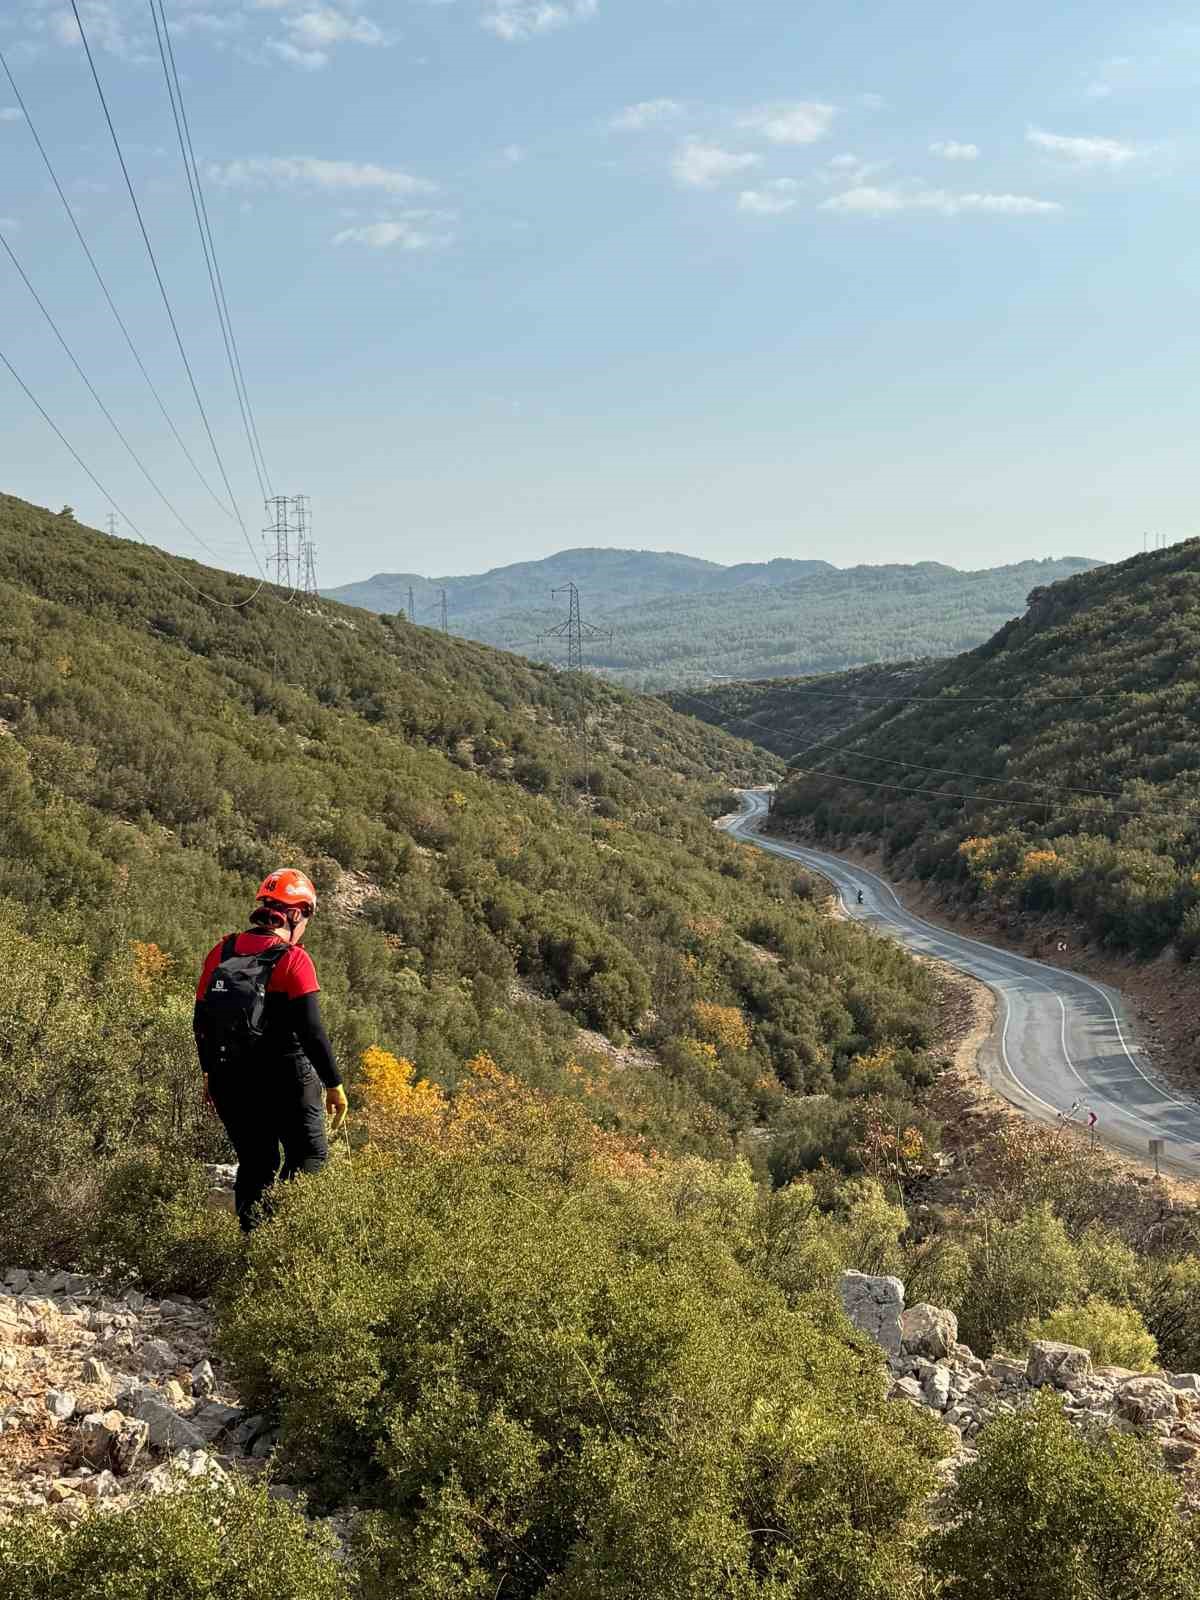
[197,935,289,1066]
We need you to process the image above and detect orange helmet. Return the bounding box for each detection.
[256,868,317,917]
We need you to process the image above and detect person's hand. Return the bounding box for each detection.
[325,1085,349,1132]
[202,1075,218,1118]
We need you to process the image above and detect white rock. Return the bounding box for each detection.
[923,1366,952,1411]
[1117,1376,1179,1426]
[140,1449,229,1498]
[901,1304,958,1361]
[839,1271,905,1358]
[45,1390,76,1422]
[190,1360,216,1399]
[80,1469,120,1501]
[140,1338,177,1374]
[1027,1341,1092,1389]
[131,1392,206,1453]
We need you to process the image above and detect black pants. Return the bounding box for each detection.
[210,1058,329,1232]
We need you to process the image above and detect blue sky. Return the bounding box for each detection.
[1,1,1197,585]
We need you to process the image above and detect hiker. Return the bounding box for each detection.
[856,889,865,906]
[194,869,348,1231]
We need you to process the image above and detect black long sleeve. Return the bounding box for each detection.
[291,992,341,1088]
[193,1003,216,1075]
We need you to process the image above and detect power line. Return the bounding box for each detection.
[782,766,1193,824]
[0,45,239,530]
[671,683,1198,823]
[67,0,264,577]
[0,227,235,567]
[148,0,273,503]
[795,747,1148,804]
[0,342,267,611]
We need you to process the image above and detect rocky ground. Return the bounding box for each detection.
[0,1168,317,1531]
[841,1270,1200,1516]
[0,1260,286,1525]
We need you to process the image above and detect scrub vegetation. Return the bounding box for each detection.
[2,497,1198,1594]
[773,542,1200,958]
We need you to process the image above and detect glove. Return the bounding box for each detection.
[325,1085,349,1132]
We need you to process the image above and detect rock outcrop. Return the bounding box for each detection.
[838,1271,1200,1506]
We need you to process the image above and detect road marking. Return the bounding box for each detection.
[724,795,1200,1158]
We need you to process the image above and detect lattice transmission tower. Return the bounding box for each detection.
[540,582,612,672]
[263,495,296,590]
[540,583,614,816]
[264,494,319,607]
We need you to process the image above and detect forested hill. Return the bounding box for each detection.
[663,662,937,762]
[0,491,942,1168]
[329,552,1100,689]
[324,546,834,623]
[774,540,1200,956]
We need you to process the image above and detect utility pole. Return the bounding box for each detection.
[294,495,320,609]
[105,512,118,537]
[265,495,319,605]
[439,589,449,634]
[263,496,295,590]
[408,585,415,625]
[539,582,614,816]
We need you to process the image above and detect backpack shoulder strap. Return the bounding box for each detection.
[260,942,291,971]
[220,933,239,962]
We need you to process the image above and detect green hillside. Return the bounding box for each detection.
[328,551,1100,689]
[324,546,833,625]
[663,662,937,762]
[774,541,1200,955]
[0,492,950,1209]
[7,496,1200,1594]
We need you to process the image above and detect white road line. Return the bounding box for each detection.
[723,793,1200,1159]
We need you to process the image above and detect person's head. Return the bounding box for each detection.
[251,869,317,944]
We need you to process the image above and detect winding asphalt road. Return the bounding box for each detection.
[724,790,1200,1180]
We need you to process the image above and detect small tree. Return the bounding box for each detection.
[925,1394,1200,1599]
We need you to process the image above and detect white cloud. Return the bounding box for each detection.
[739,101,836,146]
[207,156,437,196]
[250,1,386,68]
[332,213,454,250]
[0,108,25,123]
[671,142,760,189]
[284,6,383,47]
[610,98,683,132]
[49,2,126,54]
[821,153,890,186]
[823,185,1062,218]
[930,140,980,161]
[267,39,329,68]
[482,0,597,41]
[1027,127,1136,166]
[737,179,799,216]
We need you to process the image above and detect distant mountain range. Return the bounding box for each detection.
[325,548,1102,690]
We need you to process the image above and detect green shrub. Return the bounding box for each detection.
[956,1205,1081,1355]
[218,1150,944,1599]
[924,1393,1200,1599]
[0,1481,349,1599]
[82,1150,241,1298]
[1024,1298,1158,1371]
[1136,1255,1200,1371]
